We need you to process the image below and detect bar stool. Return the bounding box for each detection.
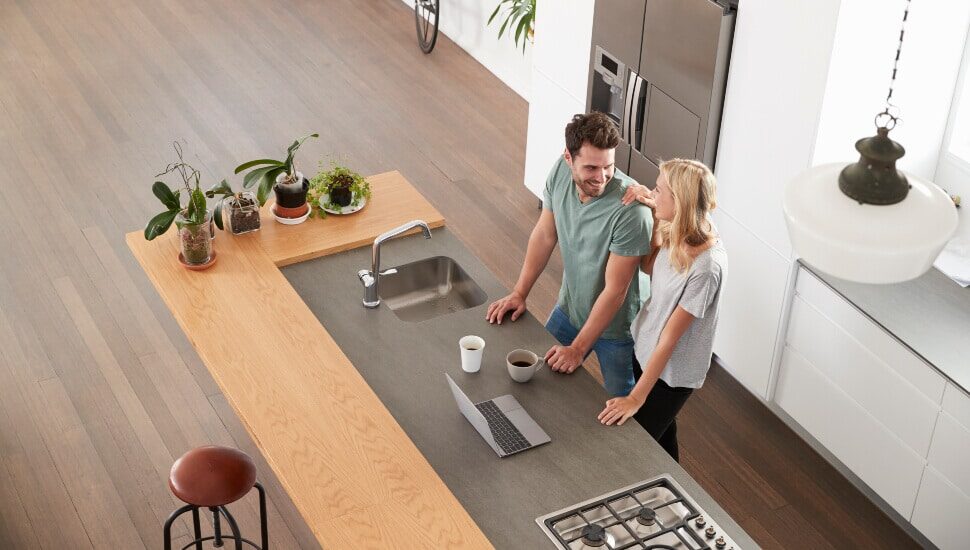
[163,445,269,549]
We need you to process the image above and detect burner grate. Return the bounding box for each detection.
[541,477,719,550]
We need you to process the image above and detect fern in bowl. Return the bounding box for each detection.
[308,161,372,217]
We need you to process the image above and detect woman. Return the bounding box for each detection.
[597,158,727,463]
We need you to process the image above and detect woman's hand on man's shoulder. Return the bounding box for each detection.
[621,183,655,208]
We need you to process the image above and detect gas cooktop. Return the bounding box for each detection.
[536,475,740,550]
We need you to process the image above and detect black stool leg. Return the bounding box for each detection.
[212,506,224,547]
[254,482,269,550]
[191,507,203,550]
[219,506,244,550]
[164,504,196,550]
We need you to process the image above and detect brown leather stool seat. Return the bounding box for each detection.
[169,445,257,507]
[164,445,268,549]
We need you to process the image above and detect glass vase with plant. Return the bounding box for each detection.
[234,133,318,222]
[308,160,372,217]
[144,142,214,267]
[205,179,261,235]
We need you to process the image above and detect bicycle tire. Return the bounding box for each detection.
[414,0,440,54]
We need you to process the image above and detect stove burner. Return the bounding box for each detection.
[580,524,609,547]
[537,476,737,550]
[635,507,657,526]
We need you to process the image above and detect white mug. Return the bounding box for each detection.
[459,335,485,373]
[506,349,542,383]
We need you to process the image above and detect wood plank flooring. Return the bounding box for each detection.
[0,0,917,548]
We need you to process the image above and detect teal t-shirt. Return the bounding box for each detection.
[542,157,653,340]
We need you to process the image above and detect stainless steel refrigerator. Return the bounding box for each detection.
[587,0,737,186]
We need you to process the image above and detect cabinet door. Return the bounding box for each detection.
[534,0,595,104]
[710,208,791,398]
[775,347,925,518]
[785,287,942,457]
[590,0,645,78]
[793,270,946,403]
[639,86,700,163]
[927,411,970,498]
[911,466,970,550]
[523,71,586,198]
[628,150,659,188]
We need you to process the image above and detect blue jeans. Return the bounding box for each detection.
[544,305,635,397]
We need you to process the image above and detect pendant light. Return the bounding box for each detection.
[783,0,958,284]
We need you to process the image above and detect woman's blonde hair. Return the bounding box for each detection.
[657,158,718,272]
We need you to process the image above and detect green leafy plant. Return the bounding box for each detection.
[487,0,535,53]
[144,142,208,241]
[233,133,319,206]
[308,160,372,218]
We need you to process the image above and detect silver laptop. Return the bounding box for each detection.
[446,374,551,457]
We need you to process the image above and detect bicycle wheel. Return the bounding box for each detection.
[414,0,439,54]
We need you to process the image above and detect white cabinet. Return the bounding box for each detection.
[532,0,594,104]
[775,347,926,518]
[777,265,970,543]
[787,271,944,457]
[712,0,840,258]
[927,410,970,498]
[710,208,791,398]
[792,271,946,402]
[913,384,970,549]
[523,71,585,197]
[911,466,970,550]
[523,0,594,198]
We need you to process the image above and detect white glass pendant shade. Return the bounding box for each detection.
[783,162,958,284]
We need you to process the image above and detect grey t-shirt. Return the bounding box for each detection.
[631,239,727,389]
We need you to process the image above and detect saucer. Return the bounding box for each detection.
[178,249,217,271]
[271,203,311,225]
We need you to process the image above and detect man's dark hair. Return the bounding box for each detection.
[564,112,620,159]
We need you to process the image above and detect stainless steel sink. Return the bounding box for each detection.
[378,256,487,322]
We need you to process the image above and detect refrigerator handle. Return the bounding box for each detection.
[622,70,638,143]
[630,76,647,153]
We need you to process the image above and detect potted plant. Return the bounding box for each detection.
[308,160,372,217]
[205,179,261,235]
[487,0,535,52]
[144,142,215,268]
[234,133,319,222]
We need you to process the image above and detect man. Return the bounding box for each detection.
[486,113,653,397]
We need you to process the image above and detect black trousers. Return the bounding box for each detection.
[632,353,694,462]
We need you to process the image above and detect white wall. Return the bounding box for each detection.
[936,19,970,240]
[813,0,970,181]
[402,0,534,100]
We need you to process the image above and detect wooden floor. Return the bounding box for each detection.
[0,0,918,548]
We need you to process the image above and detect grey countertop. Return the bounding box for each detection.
[282,228,755,549]
[805,262,970,395]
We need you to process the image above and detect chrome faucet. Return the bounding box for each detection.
[358,219,432,308]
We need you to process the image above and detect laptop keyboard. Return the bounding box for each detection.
[476,400,532,454]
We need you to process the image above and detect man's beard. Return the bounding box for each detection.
[577,178,607,197]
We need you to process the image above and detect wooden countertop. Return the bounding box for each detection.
[126,171,490,549]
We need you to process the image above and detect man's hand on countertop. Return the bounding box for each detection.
[545,344,584,373]
[486,291,527,324]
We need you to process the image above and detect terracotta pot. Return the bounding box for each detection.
[273,203,309,218]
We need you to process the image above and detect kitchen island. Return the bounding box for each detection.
[127,171,754,548]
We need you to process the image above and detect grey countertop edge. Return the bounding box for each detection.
[798,260,970,398]
[282,227,757,549]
